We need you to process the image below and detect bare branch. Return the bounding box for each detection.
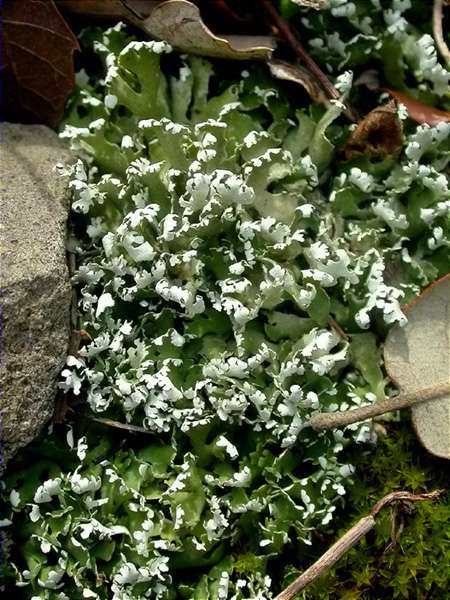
[259,0,337,98]
[433,0,450,66]
[327,317,348,340]
[275,490,442,600]
[308,383,450,431]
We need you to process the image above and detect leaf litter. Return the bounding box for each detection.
[384,275,450,459]
[2,0,79,126]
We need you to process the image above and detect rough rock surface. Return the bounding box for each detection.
[0,123,72,463]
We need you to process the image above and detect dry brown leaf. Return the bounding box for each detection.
[268,59,329,108]
[387,89,450,125]
[143,0,275,59]
[58,1,265,33]
[343,100,403,160]
[125,0,162,16]
[2,0,79,127]
[384,274,450,459]
[194,0,254,27]
[56,0,159,23]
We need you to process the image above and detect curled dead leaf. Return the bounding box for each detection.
[268,59,329,108]
[343,100,403,160]
[2,0,79,126]
[144,0,275,59]
[384,274,450,459]
[387,89,450,125]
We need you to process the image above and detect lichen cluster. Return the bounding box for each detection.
[4,1,450,598]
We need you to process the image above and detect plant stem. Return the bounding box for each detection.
[275,490,441,600]
[327,316,348,339]
[308,383,450,431]
[90,416,152,434]
[259,0,338,99]
[258,0,358,121]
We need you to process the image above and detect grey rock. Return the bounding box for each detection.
[0,123,73,463]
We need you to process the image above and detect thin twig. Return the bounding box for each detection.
[308,383,450,431]
[275,490,442,600]
[327,317,348,340]
[259,0,339,100]
[433,0,450,66]
[90,416,152,434]
[259,0,358,121]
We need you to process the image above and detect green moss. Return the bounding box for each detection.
[281,422,450,599]
[234,553,266,577]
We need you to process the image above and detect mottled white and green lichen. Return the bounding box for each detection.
[7,9,450,598]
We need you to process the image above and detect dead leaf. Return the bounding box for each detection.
[125,0,162,16]
[384,274,450,459]
[2,0,79,127]
[290,0,328,8]
[143,0,275,59]
[387,89,450,125]
[58,1,264,34]
[56,0,159,24]
[353,69,380,91]
[343,100,403,160]
[194,0,254,28]
[268,59,329,108]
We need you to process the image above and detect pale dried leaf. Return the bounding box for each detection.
[143,0,275,59]
[290,0,328,8]
[268,59,329,108]
[354,69,380,91]
[384,275,450,459]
